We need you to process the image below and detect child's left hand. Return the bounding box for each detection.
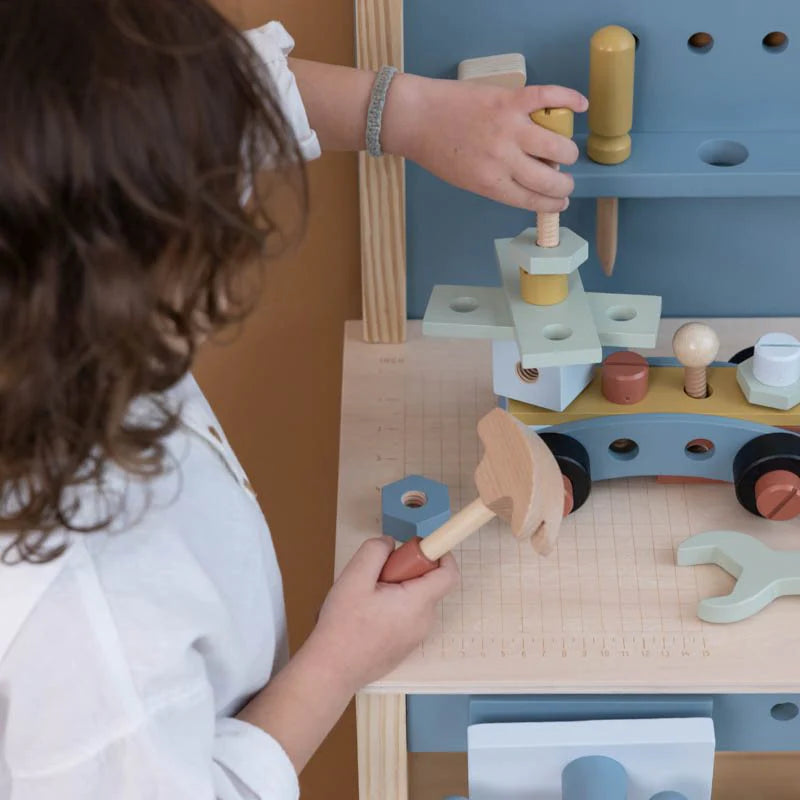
[382,75,588,213]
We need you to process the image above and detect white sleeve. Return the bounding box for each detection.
[245,21,321,162]
[6,690,299,800]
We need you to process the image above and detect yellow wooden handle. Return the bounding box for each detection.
[587,25,635,165]
[531,107,574,138]
[419,498,496,561]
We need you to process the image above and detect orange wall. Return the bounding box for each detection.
[195,2,361,796]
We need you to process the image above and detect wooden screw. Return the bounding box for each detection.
[672,322,720,399]
[520,108,575,306]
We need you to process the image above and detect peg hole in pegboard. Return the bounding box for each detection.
[515,363,540,384]
[449,296,479,313]
[698,139,748,168]
[763,31,789,53]
[632,33,640,50]
[688,32,714,53]
[770,702,799,721]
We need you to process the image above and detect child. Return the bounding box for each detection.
[0,1,586,797]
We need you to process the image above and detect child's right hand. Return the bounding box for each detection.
[308,537,459,693]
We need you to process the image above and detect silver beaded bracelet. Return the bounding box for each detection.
[366,66,398,157]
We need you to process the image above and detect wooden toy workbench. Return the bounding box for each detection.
[335,319,800,800]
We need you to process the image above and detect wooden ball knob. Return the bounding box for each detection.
[672,323,720,368]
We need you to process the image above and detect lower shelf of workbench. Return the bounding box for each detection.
[408,752,800,800]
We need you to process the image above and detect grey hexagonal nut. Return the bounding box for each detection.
[737,357,800,410]
[509,226,588,275]
[381,475,451,542]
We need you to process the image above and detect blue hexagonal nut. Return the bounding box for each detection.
[381,475,451,542]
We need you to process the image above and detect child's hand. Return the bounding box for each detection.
[383,75,588,212]
[309,537,459,692]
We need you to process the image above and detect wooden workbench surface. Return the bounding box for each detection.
[335,319,800,694]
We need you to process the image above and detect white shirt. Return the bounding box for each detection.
[0,22,320,800]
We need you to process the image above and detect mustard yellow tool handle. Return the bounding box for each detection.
[587,25,636,165]
[531,107,574,138]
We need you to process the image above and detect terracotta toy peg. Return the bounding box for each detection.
[379,408,564,583]
[672,322,719,399]
[601,351,649,405]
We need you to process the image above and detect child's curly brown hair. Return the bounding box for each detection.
[0,0,307,562]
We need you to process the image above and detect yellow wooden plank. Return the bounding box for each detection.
[508,364,800,428]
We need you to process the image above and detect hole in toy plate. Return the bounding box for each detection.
[685,438,715,460]
[688,32,714,53]
[515,363,540,384]
[543,324,572,341]
[607,305,637,323]
[609,438,639,460]
[402,490,428,509]
[771,702,799,721]
[698,139,748,167]
[450,296,479,313]
[763,31,789,52]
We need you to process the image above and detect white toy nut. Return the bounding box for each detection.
[753,333,800,388]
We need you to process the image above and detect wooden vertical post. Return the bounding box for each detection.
[355,0,407,343]
[356,692,408,800]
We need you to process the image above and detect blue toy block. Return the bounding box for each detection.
[381,475,451,542]
[562,756,627,800]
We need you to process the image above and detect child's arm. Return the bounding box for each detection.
[237,537,459,773]
[289,58,588,212]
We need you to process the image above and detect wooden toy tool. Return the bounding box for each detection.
[587,25,636,276]
[678,530,800,623]
[379,408,564,583]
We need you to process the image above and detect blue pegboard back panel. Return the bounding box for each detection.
[405,1,800,132]
[403,2,800,319]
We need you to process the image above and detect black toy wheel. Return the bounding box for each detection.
[540,432,591,514]
[729,346,755,365]
[733,433,800,517]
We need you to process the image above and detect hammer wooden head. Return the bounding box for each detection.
[474,408,564,555]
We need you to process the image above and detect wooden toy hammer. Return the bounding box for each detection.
[379,408,565,583]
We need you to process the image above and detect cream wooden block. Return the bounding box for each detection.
[336,320,800,694]
[457,53,527,88]
[357,693,408,800]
